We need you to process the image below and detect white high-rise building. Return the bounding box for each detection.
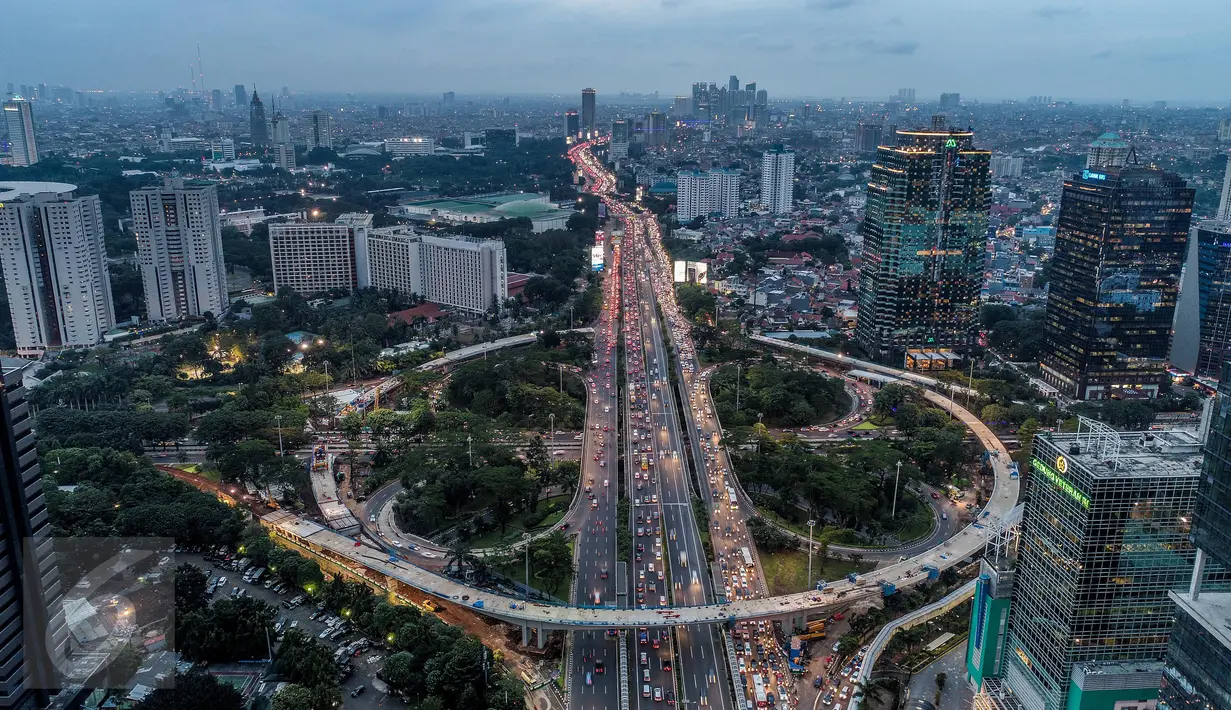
[761,146,795,214]
[271,113,292,145]
[677,169,741,222]
[307,110,333,150]
[274,143,296,171]
[1218,153,1231,222]
[990,154,1024,178]
[269,214,371,296]
[0,182,114,354]
[129,178,228,322]
[3,99,39,166]
[365,227,507,313]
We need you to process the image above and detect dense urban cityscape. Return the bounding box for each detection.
[1,6,1230,710]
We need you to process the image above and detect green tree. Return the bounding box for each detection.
[174,563,210,616]
[135,670,246,710]
[530,530,574,593]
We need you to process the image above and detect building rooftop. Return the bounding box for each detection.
[1170,590,1231,653]
[1042,429,1204,480]
[0,181,78,201]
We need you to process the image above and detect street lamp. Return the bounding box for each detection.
[522,532,532,602]
[548,413,556,467]
[467,435,474,468]
[274,414,284,457]
[806,519,817,591]
[891,460,903,518]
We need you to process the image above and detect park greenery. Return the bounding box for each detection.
[445,350,588,430]
[710,356,850,427]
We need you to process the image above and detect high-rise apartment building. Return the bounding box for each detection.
[249,89,269,146]
[4,99,39,166]
[990,155,1024,178]
[677,169,740,223]
[274,143,296,171]
[1040,163,1194,400]
[0,182,115,355]
[129,178,228,322]
[233,84,247,107]
[442,91,455,107]
[728,75,739,92]
[645,110,667,148]
[365,227,507,313]
[854,122,883,153]
[939,92,961,107]
[211,88,223,110]
[270,221,361,296]
[307,110,333,150]
[0,360,66,709]
[564,110,580,141]
[993,425,1201,710]
[672,96,690,117]
[1160,362,1231,710]
[581,88,596,139]
[1219,118,1231,143]
[760,145,795,214]
[609,120,629,159]
[854,120,991,366]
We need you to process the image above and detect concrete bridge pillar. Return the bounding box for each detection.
[522,623,530,646]
[537,625,547,649]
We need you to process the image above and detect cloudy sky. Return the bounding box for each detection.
[3,0,1225,102]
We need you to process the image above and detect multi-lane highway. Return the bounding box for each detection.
[569,235,623,710]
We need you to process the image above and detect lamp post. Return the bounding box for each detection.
[891,460,902,518]
[735,363,742,411]
[467,435,474,468]
[807,519,817,591]
[549,413,556,467]
[274,414,284,457]
[522,532,532,601]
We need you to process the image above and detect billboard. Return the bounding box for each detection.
[598,203,607,221]
[595,229,605,245]
[591,245,605,271]
[673,260,708,284]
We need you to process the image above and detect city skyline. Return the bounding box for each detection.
[2,1,1229,102]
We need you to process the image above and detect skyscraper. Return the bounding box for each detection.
[1087,131,1130,170]
[210,88,223,110]
[274,143,296,171]
[442,91,455,107]
[1187,221,1231,378]
[939,92,961,107]
[645,110,667,148]
[130,178,228,322]
[0,182,115,354]
[564,110,580,141]
[307,110,333,150]
[760,145,795,215]
[3,99,38,166]
[270,220,364,296]
[233,83,247,107]
[1160,362,1231,710]
[581,88,596,139]
[0,360,66,710]
[249,89,269,146]
[854,122,883,153]
[270,112,291,145]
[854,120,991,366]
[1216,153,1231,221]
[609,120,629,159]
[728,75,739,92]
[677,169,740,223]
[1040,159,1194,400]
[994,425,1201,710]
[672,96,690,117]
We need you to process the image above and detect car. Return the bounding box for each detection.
[350,686,365,698]
[654,687,663,702]
[643,669,651,682]
[643,684,651,698]
[586,672,593,686]
[665,690,675,705]
[595,660,605,674]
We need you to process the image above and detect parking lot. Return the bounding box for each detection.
[182,553,390,710]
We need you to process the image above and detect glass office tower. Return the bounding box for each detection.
[1040,165,1194,400]
[1160,361,1231,710]
[1192,221,1231,378]
[854,115,992,367]
[1001,425,1201,710]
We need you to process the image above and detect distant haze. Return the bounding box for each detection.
[2,0,1227,102]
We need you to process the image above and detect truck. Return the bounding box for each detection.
[880,581,897,597]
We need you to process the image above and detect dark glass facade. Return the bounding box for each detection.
[1040,167,1194,400]
[1003,432,1198,710]
[249,89,269,147]
[854,123,991,365]
[1194,221,1231,379]
[581,88,596,139]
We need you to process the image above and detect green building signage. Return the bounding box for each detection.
[1032,458,1090,509]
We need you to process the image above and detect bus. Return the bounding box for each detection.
[740,547,755,569]
[728,491,738,510]
[752,674,768,708]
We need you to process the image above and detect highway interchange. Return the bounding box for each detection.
[250,140,1022,710]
